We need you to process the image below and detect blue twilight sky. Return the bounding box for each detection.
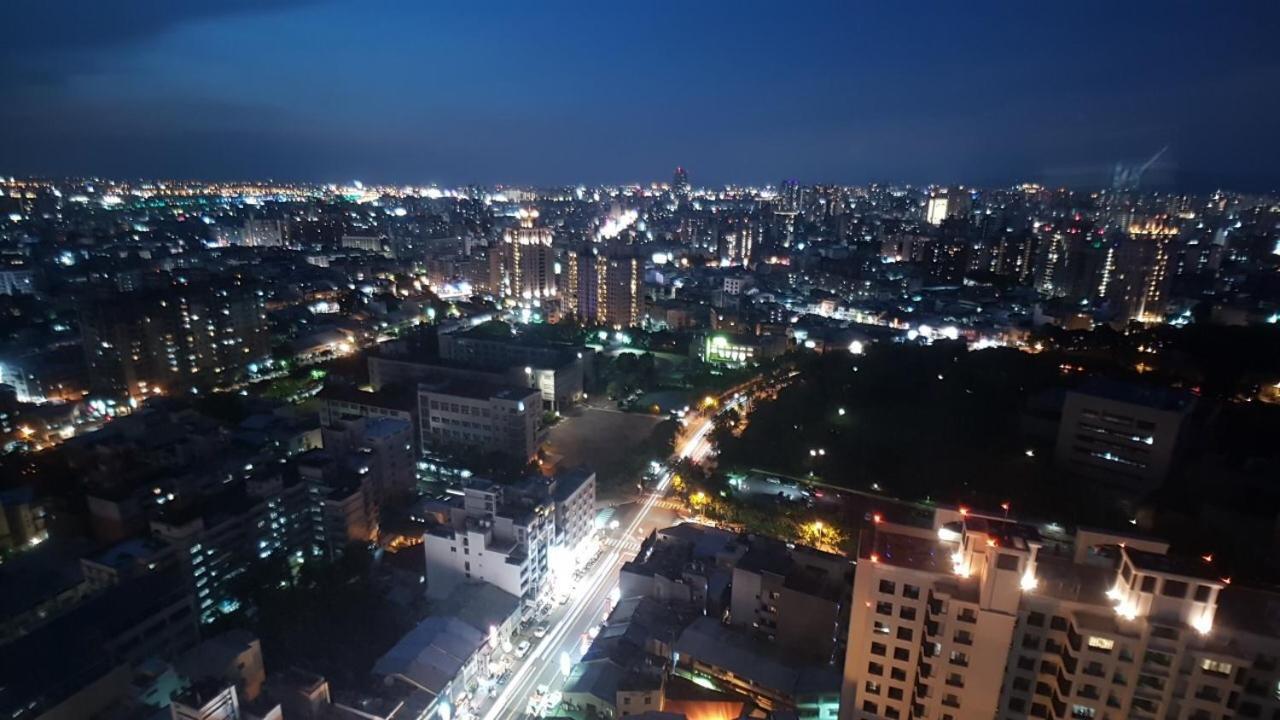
[2,1,1278,189]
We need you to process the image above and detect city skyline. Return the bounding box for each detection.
[4,6,1280,720]
[4,2,1280,190]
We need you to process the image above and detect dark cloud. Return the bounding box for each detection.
[0,0,321,90]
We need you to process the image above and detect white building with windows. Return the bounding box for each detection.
[423,480,553,602]
[841,508,1280,720]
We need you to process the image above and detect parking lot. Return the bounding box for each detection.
[543,406,665,501]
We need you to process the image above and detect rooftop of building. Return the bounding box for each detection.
[0,538,90,617]
[960,516,1043,552]
[430,582,521,637]
[552,466,596,503]
[1071,377,1196,413]
[360,415,413,439]
[656,523,740,560]
[373,616,485,694]
[0,569,193,718]
[861,527,952,574]
[674,617,825,697]
[84,536,173,570]
[419,378,538,403]
[1123,545,1223,581]
[176,628,260,679]
[317,382,416,411]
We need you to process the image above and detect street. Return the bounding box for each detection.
[477,410,719,720]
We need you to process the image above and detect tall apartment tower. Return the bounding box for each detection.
[842,509,1280,720]
[80,280,270,401]
[1106,225,1176,322]
[496,209,557,301]
[564,248,643,328]
[926,193,950,226]
[718,214,757,267]
[673,166,690,197]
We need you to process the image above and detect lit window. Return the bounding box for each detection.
[1087,636,1115,651]
[1200,659,1233,676]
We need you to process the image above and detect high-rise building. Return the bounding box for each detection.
[673,166,690,196]
[564,249,644,328]
[494,209,557,301]
[926,193,950,226]
[841,509,1280,720]
[1106,225,1176,322]
[210,218,283,248]
[80,280,270,401]
[718,214,758,267]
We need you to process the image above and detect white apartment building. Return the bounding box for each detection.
[418,381,541,462]
[842,509,1280,720]
[552,468,597,552]
[423,480,553,602]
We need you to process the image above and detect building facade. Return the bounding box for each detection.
[422,480,553,601]
[841,509,1280,720]
[417,381,541,462]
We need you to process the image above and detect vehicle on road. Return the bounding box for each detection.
[515,640,531,658]
[533,623,549,638]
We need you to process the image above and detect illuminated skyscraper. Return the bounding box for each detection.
[717,214,758,267]
[496,209,557,301]
[926,192,949,226]
[564,248,643,328]
[672,166,690,196]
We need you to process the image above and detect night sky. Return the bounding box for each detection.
[3,1,1278,189]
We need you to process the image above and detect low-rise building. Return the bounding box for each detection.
[673,616,842,714]
[418,381,541,463]
[729,536,852,662]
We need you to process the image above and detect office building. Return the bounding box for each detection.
[370,343,583,414]
[672,166,690,196]
[1055,380,1195,498]
[317,384,416,431]
[1106,230,1175,322]
[717,214,758,267]
[418,380,541,462]
[841,508,1280,720]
